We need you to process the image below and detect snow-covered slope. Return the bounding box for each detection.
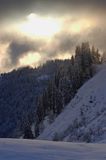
[0,139,106,160]
[38,66,106,142]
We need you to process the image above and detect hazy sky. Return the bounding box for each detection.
[0,0,106,72]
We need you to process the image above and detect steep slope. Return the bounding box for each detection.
[0,139,106,160]
[38,66,106,142]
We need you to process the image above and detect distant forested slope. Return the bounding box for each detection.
[0,42,101,138]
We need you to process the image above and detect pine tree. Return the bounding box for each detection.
[59,77,72,107]
[91,46,100,64]
[71,55,75,65]
[23,125,34,139]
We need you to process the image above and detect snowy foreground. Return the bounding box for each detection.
[0,139,106,160]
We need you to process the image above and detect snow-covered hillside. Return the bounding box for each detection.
[38,66,106,142]
[0,139,106,160]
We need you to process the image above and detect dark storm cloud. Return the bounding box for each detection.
[8,40,46,66]
[0,0,106,20]
[8,41,35,65]
[0,33,45,67]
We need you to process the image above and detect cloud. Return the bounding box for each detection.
[8,40,43,66]
[0,22,106,73]
[0,0,106,73]
[55,33,80,53]
[86,27,106,52]
[0,33,46,70]
[42,32,79,61]
[0,29,81,72]
[0,0,106,21]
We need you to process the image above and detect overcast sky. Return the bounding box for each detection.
[0,0,106,73]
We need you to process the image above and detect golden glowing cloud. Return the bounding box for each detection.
[8,14,94,39]
[61,17,94,34]
[18,13,62,38]
[19,52,41,67]
[56,52,71,60]
[69,19,93,34]
[0,43,10,66]
[0,13,97,73]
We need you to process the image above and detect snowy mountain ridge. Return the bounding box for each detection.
[38,65,106,142]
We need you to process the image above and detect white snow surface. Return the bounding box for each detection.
[0,139,106,160]
[38,66,106,142]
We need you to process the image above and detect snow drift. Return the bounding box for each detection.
[0,139,106,160]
